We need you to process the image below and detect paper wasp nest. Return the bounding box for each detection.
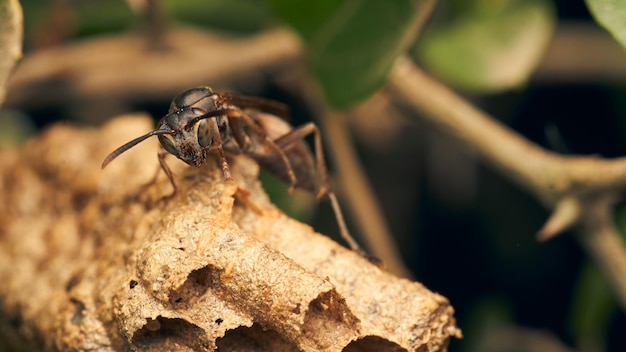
[0,114,461,351]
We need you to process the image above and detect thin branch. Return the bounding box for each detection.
[0,0,22,106]
[387,56,626,311]
[320,109,413,278]
[389,57,626,207]
[389,57,561,204]
[145,0,166,49]
[537,197,581,241]
[5,27,302,115]
[577,197,626,311]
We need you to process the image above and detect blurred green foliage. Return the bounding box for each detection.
[565,203,626,350]
[20,0,274,43]
[586,0,626,51]
[162,0,275,33]
[414,0,555,91]
[270,0,427,107]
[15,0,558,102]
[20,0,136,38]
[568,261,616,351]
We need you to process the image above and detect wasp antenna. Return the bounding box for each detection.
[101,130,174,169]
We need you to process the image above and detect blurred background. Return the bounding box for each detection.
[2,0,626,351]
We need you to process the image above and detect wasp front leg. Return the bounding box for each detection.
[206,116,233,182]
[157,147,178,198]
[126,147,177,200]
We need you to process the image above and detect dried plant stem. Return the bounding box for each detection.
[320,109,413,278]
[389,57,560,199]
[388,56,626,311]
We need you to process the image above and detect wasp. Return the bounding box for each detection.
[102,87,363,254]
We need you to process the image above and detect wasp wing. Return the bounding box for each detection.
[222,94,290,120]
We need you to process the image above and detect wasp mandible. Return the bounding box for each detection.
[102,87,363,253]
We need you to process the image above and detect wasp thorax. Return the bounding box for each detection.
[170,86,217,112]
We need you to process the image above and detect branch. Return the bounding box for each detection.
[5,27,302,117]
[387,56,626,311]
[0,115,460,351]
[319,109,414,278]
[0,0,22,105]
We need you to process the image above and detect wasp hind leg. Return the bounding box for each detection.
[272,123,369,257]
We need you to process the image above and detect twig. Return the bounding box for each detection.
[387,56,626,311]
[144,0,166,49]
[0,0,22,105]
[6,27,302,116]
[320,109,414,278]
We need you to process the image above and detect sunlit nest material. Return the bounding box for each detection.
[0,115,461,351]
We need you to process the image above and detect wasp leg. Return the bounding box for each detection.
[158,147,178,198]
[224,108,298,192]
[226,110,251,151]
[207,117,232,181]
[272,123,364,254]
[272,122,329,199]
[326,192,364,253]
[126,147,176,201]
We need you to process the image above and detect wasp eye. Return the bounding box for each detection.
[196,120,212,147]
[158,134,179,156]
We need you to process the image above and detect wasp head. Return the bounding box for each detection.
[156,110,214,167]
[101,86,222,169]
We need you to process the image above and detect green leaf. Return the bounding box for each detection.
[415,0,555,92]
[0,0,22,106]
[586,0,626,51]
[270,0,434,107]
[566,201,626,350]
[163,0,275,34]
[568,262,615,351]
[0,110,35,144]
[19,0,137,39]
